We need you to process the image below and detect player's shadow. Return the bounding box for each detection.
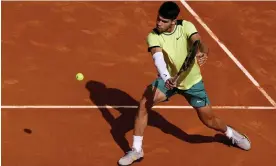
[85,80,230,153]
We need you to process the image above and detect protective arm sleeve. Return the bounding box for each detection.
[153,52,171,82]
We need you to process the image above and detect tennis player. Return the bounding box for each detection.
[118,1,251,165]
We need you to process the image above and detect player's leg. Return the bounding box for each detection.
[133,81,167,137]
[118,77,177,165]
[180,80,251,151]
[195,104,227,132]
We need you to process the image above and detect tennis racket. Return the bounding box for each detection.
[172,40,200,83]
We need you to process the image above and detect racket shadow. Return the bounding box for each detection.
[85,80,230,153]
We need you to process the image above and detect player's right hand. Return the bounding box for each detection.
[165,78,176,90]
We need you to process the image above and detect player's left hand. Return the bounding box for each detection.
[165,78,176,90]
[196,52,208,66]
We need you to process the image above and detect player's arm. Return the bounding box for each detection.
[185,21,209,66]
[189,33,209,55]
[184,21,209,55]
[149,47,171,82]
[147,32,172,82]
[149,47,176,89]
[189,33,209,66]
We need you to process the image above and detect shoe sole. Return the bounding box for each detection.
[117,157,144,166]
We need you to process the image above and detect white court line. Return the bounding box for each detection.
[180,0,276,107]
[1,105,276,110]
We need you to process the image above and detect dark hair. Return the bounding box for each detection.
[158,1,180,20]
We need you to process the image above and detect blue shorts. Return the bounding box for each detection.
[151,78,210,108]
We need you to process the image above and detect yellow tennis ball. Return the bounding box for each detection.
[76,73,84,81]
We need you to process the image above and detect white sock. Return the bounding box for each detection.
[225,126,233,138]
[132,135,143,152]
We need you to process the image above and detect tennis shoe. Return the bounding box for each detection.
[118,148,144,166]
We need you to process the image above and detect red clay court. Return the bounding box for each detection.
[2,1,276,166]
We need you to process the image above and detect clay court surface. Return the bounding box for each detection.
[2,1,276,166]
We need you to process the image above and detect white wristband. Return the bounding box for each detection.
[153,52,171,82]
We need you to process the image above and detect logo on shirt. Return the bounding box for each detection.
[176,33,182,40]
